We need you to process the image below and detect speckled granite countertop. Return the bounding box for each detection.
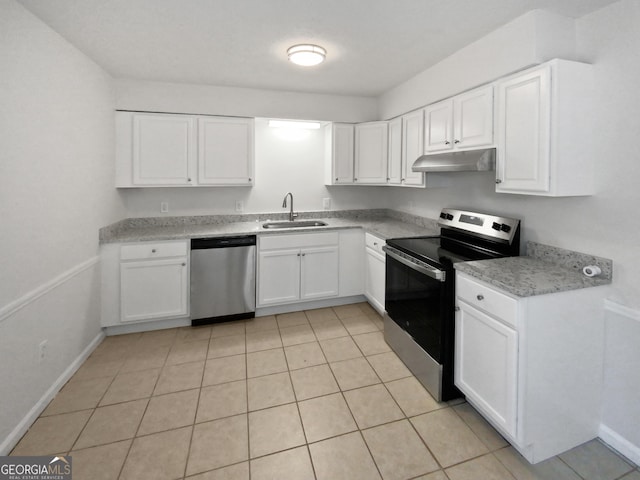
[455,241,613,297]
[99,209,439,244]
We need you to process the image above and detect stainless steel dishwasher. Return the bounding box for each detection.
[190,236,256,325]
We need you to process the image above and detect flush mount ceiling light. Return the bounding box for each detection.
[287,44,326,66]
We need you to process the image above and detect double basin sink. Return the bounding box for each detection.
[262,220,327,229]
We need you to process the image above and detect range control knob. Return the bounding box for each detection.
[492,222,501,231]
[439,212,447,219]
[501,224,512,233]
[446,213,454,220]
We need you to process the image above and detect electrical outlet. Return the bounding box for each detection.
[235,200,244,212]
[322,198,331,210]
[38,340,48,363]
[160,201,169,213]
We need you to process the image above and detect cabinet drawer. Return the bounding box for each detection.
[259,232,339,250]
[365,233,385,254]
[120,241,188,260]
[456,273,517,328]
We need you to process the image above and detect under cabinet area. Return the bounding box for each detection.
[101,240,190,327]
[424,85,494,153]
[364,233,385,314]
[495,59,594,196]
[116,111,254,187]
[454,271,607,463]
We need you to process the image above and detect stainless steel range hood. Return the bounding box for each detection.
[412,148,495,173]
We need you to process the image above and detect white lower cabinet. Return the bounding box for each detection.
[257,232,339,307]
[364,233,385,314]
[120,257,189,322]
[257,248,301,305]
[101,240,190,327]
[454,271,607,463]
[455,299,518,437]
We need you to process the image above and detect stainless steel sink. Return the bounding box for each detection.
[262,220,328,229]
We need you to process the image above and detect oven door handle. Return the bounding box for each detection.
[383,246,446,282]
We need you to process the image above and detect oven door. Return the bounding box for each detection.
[383,246,448,364]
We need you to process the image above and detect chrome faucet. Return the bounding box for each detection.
[282,192,297,221]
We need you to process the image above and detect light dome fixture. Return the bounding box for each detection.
[287,44,326,67]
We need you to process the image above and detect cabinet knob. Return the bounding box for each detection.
[454,306,460,312]
[181,262,186,266]
[374,242,378,246]
[401,178,405,182]
[297,253,301,257]
[301,253,306,257]
[248,178,252,182]
[386,177,390,181]
[477,294,484,301]
[335,177,338,182]
[495,179,502,184]
[354,178,358,181]
[444,141,450,145]
[187,178,192,182]
[454,139,460,144]
[151,249,157,253]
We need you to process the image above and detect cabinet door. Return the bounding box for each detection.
[365,248,385,314]
[198,117,254,186]
[496,66,551,193]
[354,122,388,184]
[331,123,355,184]
[132,114,196,185]
[424,100,453,152]
[300,246,339,300]
[257,249,300,306]
[120,258,188,322]
[387,117,402,184]
[455,301,518,437]
[454,86,494,149]
[401,110,425,186]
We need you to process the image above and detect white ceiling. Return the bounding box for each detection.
[17,0,617,97]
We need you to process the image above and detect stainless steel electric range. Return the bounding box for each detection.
[383,208,521,401]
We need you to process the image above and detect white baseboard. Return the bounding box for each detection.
[256,295,367,317]
[0,331,105,456]
[599,424,640,467]
[104,317,191,336]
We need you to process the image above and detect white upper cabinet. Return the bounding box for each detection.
[495,59,594,196]
[387,117,402,185]
[116,111,254,187]
[354,121,388,184]
[424,100,453,153]
[424,86,494,153]
[454,86,494,149]
[401,110,425,186]
[198,117,254,186]
[129,113,197,186]
[325,123,355,185]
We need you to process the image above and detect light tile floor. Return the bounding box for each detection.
[11,302,639,480]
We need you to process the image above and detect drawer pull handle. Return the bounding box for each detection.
[477,294,484,301]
